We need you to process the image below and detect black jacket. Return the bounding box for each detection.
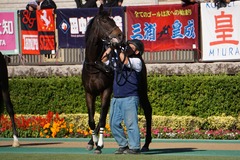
[104,0,123,7]
[81,0,97,8]
[40,0,57,9]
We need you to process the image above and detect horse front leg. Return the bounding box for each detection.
[85,93,97,151]
[2,90,20,147]
[94,89,111,154]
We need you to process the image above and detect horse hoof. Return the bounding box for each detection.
[12,141,20,147]
[94,146,103,154]
[141,146,149,152]
[86,144,94,151]
[94,149,102,154]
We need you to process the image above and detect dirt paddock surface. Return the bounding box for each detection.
[1,138,240,150]
[1,138,240,157]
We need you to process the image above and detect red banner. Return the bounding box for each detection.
[20,10,39,54]
[37,9,55,54]
[126,4,199,51]
[20,9,55,55]
[21,30,39,55]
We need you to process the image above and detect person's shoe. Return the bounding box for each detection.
[123,149,141,154]
[114,146,129,154]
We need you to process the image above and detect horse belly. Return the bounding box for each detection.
[84,76,113,94]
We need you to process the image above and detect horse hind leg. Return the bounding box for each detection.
[140,96,152,152]
[2,89,20,147]
[0,91,4,114]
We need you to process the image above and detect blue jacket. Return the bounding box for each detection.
[113,57,142,98]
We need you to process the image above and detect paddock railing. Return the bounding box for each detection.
[2,1,239,65]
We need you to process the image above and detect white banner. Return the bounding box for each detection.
[201,2,240,61]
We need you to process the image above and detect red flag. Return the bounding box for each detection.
[37,9,55,32]
[37,9,56,54]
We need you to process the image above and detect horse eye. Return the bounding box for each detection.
[102,18,108,23]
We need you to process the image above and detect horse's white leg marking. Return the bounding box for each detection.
[92,130,98,143]
[12,134,20,147]
[97,127,104,147]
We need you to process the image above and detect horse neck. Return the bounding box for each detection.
[85,39,104,63]
[84,22,106,63]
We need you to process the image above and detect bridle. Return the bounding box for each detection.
[84,15,124,75]
[96,16,122,46]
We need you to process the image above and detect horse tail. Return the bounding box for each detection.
[0,52,8,114]
[139,61,152,112]
[0,70,3,113]
[0,87,3,114]
[139,59,152,148]
[0,52,9,91]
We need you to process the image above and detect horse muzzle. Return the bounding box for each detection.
[109,32,124,47]
[108,27,124,47]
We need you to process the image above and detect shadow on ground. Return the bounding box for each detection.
[142,148,205,155]
[0,142,62,147]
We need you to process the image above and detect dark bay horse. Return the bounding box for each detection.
[82,5,152,154]
[0,52,20,147]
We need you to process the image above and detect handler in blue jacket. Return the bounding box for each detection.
[102,39,144,154]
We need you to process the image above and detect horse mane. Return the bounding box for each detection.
[85,10,111,44]
[85,17,95,44]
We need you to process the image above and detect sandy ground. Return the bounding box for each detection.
[1,139,240,151]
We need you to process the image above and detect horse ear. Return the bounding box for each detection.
[99,4,104,13]
[108,7,112,16]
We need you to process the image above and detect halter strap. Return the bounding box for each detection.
[96,17,120,44]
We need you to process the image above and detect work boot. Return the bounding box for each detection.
[114,146,129,154]
[123,149,141,154]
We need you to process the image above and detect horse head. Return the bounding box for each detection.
[85,4,124,50]
[97,5,124,47]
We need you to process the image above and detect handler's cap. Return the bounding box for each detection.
[127,39,144,55]
[28,0,38,5]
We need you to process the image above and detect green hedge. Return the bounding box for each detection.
[9,77,87,114]
[147,75,240,118]
[8,75,240,118]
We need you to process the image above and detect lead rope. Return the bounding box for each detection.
[115,46,137,86]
